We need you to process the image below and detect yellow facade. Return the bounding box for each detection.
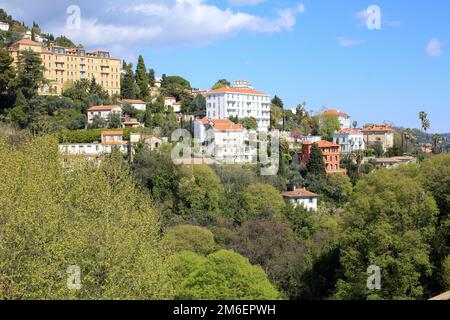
[8,39,121,96]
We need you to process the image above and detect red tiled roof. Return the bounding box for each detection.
[361,125,394,132]
[206,87,268,96]
[102,131,123,136]
[10,39,41,47]
[213,123,244,132]
[197,119,234,125]
[88,105,121,111]
[282,188,318,198]
[196,119,243,132]
[303,140,339,148]
[118,99,145,104]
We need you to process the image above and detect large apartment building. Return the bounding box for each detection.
[205,80,271,131]
[8,39,121,96]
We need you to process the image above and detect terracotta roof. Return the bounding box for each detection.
[102,131,123,136]
[282,188,318,198]
[197,119,235,125]
[213,123,244,132]
[164,97,176,100]
[361,125,394,133]
[206,87,268,96]
[10,39,41,47]
[88,105,122,111]
[118,99,146,104]
[196,119,243,132]
[303,140,339,148]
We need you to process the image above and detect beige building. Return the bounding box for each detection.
[361,125,395,151]
[8,39,121,96]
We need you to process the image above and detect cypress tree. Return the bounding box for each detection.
[306,143,326,177]
[121,62,136,99]
[135,55,149,99]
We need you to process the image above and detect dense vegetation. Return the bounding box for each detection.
[0,8,449,300]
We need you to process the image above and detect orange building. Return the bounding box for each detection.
[301,140,345,174]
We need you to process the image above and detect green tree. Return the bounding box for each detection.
[319,115,341,141]
[335,167,438,300]
[54,35,77,48]
[270,105,283,130]
[173,250,280,300]
[107,112,121,129]
[241,117,258,130]
[0,136,174,299]
[240,183,285,222]
[306,143,326,177]
[230,219,306,298]
[163,225,216,256]
[87,114,107,129]
[16,49,46,99]
[189,94,206,116]
[0,48,16,110]
[211,79,230,90]
[135,55,149,99]
[271,95,284,109]
[148,68,156,87]
[323,174,353,205]
[177,165,225,223]
[121,62,137,99]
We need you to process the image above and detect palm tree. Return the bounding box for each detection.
[352,121,358,129]
[432,134,442,154]
[403,128,412,154]
[419,111,431,153]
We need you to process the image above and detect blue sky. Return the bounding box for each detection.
[2,0,449,132]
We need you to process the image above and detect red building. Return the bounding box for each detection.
[301,140,345,174]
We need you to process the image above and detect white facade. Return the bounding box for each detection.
[164,97,181,113]
[87,105,122,124]
[205,87,271,131]
[290,197,318,211]
[333,129,365,154]
[0,22,10,32]
[282,188,319,212]
[118,99,147,111]
[194,119,255,163]
[59,143,128,156]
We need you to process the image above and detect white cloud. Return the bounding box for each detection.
[426,39,445,57]
[228,0,267,6]
[337,37,365,47]
[46,0,305,53]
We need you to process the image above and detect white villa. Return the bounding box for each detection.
[194,119,254,164]
[282,188,319,212]
[333,128,365,154]
[0,22,10,32]
[164,97,181,113]
[205,80,271,131]
[87,105,122,124]
[59,131,128,166]
[118,99,147,111]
